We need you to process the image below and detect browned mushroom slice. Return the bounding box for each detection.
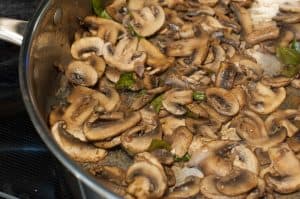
[200,175,246,199]
[279,3,300,13]
[186,102,209,118]
[93,136,121,149]
[84,16,126,44]
[121,125,162,154]
[202,44,226,73]
[93,86,121,112]
[162,89,193,115]
[62,90,98,142]
[232,145,259,175]
[216,63,238,90]
[231,86,247,108]
[83,111,141,141]
[199,15,226,34]
[185,118,220,139]
[106,0,127,22]
[166,176,201,198]
[287,133,300,153]
[138,39,174,73]
[66,55,105,87]
[206,87,240,116]
[231,110,286,150]
[248,82,286,115]
[130,5,165,37]
[49,106,65,126]
[216,168,258,196]
[151,149,174,165]
[188,140,235,177]
[274,13,300,24]
[261,75,291,88]
[71,37,104,60]
[168,126,193,158]
[51,121,107,162]
[230,3,253,35]
[291,79,300,89]
[265,109,300,138]
[264,144,300,194]
[126,152,167,198]
[103,37,146,75]
[246,24,280,45]
[160,116,185,137]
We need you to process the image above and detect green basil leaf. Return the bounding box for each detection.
[150,95,163,113]
[100,10,112,19]
[116,72,136,90]
[193,91,206,101]
[92,0,112,19]
[174,153,191,162]
[281,65,300,78]
[276,47,300,66]
[148,139,171,152]
[291,40,300,53]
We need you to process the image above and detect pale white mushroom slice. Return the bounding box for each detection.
[130,5,166,37]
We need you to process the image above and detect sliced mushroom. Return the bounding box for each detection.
[200,15,226,34]
[261,75,291,88]
[231,110,286,150]
[186,102,209,118]
[264,144,300,194]
[230,3,253,35]
[291,79,300,89]
[93,136,121,149]
[66,55,105,87]
[246,24,280,45]
[106,0,127,22]
[51,121,107,162]
[231,86,247,108]
[160,116,185,137]
[273,13,300,24]
[130,5,165,37]
[126,152,167,198]
[93,86,121,112]
[200,175,246,199]
[138,39,174,72]
[232,145,259,174]
[151,149,174,165]
[71,37,104,60]
[168,126,193,158]
[216,168,258,196]
[62,88,98,141]
[287,133,300,153]
[121,125,162,154]
[248,82,286,115]
[265,109,300,138]
[216,63,238,90]
[103,37,146,75]
[185,118,220,139]
[202,44,226,73]
[84,111,141,141]
[188,140,235,177]
[206,87,240,116]
[166,176,201,198]
[162,89,193,115]
[84,16,126,44]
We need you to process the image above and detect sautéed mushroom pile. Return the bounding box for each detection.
[49,0,300,198]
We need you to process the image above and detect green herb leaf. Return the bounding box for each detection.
[281,65,300,78]
[92,0,112,19]
[150,95,163,113]
[137,89,147,97]
[276,47,300,66]
[193,91,206,101]
[291,40,300,53]
[174,154,191,162]
[148,139,171,152]
[116,72,136,90]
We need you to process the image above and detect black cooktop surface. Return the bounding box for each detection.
[0,1,73,198]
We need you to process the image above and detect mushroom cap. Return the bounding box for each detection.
[126,153,167,198]
[216,168,258,196]
[103,37,147,74]
[71,37,104,60]
[206,87,240,116]
[121,125,162,154]
[84,111,142,141]
[248,82,286,115]
[51,121,107,162]
[130,5,166,37]
[66,60,98,87]
[162,89,193,115]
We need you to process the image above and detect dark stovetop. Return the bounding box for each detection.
[0,1,73,198]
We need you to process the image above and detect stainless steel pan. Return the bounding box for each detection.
[0,0,118,198]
